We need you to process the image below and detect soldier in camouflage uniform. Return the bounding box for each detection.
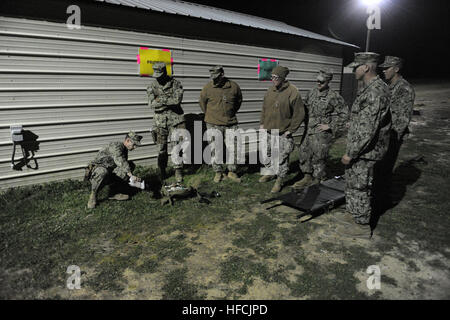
[86,131,143,209]
[259,65,305,193]
[380,56,416,175]
[293,68,348,190]
[200,66,243,183]
[147,62,185,182]
[334,52,392,239]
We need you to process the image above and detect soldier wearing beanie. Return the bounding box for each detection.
[85,131,143,209]
[293,68,348,190]
[259,65,306,193]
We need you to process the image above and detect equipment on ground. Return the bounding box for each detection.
[261,176,346,220]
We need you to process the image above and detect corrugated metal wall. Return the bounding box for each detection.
[0,16,343,189]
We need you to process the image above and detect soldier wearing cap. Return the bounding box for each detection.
[85,131,143,209]
[334,52,392,239]
[380,56,415,175]
[259,65,305,193]
[147,62,185,182]
[293,68,348,190]
[199,66,243,183]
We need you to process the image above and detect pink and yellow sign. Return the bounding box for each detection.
[137,48,173,77]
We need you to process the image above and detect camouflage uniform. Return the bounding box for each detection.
[147,66,185,172]
[88,142,132,194]
[299,85,348,180]
[379,56,416,179]
[389,77,415,139]
[345,76,391,224]
[262,132,295,178]
[205,123,240,173]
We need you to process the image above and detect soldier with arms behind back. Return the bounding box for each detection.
[199,66,243,183]
[293,68,348,190]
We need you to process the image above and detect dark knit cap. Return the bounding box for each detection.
[271,65,289,79]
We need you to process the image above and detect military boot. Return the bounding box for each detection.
[213,172,223,183]
[175,169,183,183]
[336,223,372,240]
[292,173,314,190]
[271,177,283,193]
[108,194,130,201]
[227,172,241,183]
[87,191,97,209]
[259,175,276,183]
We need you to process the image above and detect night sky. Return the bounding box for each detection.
[187,0,450,79]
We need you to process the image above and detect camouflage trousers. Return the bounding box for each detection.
[261,133,294,179]
[205,123,239,173]
[89,165,129,194]
[153,110,185,170]
[299,131,333,180]
[345,159,377,224]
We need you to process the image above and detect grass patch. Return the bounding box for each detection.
[162,268,205,300]
[2,95,450,300]
[229,214,280,259]
[219,255,273,295]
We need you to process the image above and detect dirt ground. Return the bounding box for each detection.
[0,80,449,300]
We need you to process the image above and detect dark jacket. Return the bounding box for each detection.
[199,78,243,126]
[260,81,305,135]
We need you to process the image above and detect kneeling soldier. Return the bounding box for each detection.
[85,131,143,209]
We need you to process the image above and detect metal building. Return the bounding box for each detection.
[0,0,357,190]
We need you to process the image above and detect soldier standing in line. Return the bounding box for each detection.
[380,56,416,175]
[334,52,392,239]
[147,62,185,183]
[86,131,143,209]
[259,65,305,193]
[199,66,243,183]
[293,68,348,190]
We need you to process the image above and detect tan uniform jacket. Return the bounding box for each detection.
[260,81,305,135]
[199,78,243,126]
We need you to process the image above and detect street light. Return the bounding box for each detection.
[361,0,382,51]
[362,0,382,5]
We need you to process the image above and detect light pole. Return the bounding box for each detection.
[362,0,382,52]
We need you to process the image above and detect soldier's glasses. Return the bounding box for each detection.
[271,75,280,80]
[317,80,326,84]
